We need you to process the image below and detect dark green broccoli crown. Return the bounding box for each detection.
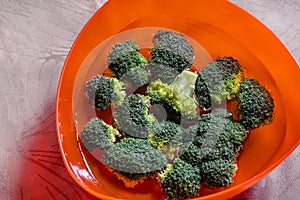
[148,121,182,149]
[179,109,246,169]
[192,136,237,162]
[196,109,247,152]
[221,119,248,151]
[197,109,233,134]
[181,124,198,144]
[200,159,236,188]
[108,40,148,80]
[86,75,126,110]
[149,63,180,84]
[104,138,167,180]
[179,134,237,168]
[113,94,156,138]
[238,78,275,129]
[194,75,212,110]
[80,118,120,152]
[195,56,244,109]
[210,108,233,119]
[148,121,183,160]
[179,142,203,167]
[160,158,201,200]
[215,56,243,77]
[108,40,139,63]
[150,30,194,73]
[120,66,149,88]
[177,109,247,188]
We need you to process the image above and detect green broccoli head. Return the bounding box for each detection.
[209,108,233,119]
[194,75,211,110]
[197,109,233,134]
[150,30,194,74]
[178,108,246,168]
[120,66,149,88]
[196,109,248,153]
[195,56,244,110]
[108,40,149,86]
[146,80,197,122]
[80,118,121,152]
[179,137,237,168]
[192,136,237,162]
[160,158,201,200]
[179,142,203,167]
[149,63,180,84]
[104,138,167,180]
[181,124,198,144]
[148,121,182,149]
[238,78,275,129]
[86,75,126,110]
[179,109,245,189]
[148,121,183,160]
[113,94,156,138]
[200,159,236,188]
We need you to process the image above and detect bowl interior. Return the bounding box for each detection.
[56,0,299,199]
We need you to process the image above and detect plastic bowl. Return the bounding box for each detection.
[56,0,300,199]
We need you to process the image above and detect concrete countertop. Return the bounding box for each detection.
[0,0,299,199]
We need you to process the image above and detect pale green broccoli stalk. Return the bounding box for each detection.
[146,80,197,121]
[171,70,198,97]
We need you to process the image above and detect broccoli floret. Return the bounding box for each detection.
[179,143,203,167]
[104,138,167,187]
[159,158,201,200]
[146,80,197,122]
[209,107,233,118]
[149,63,180,84]
[107,40,149,87]
[237,78,275,129]
[148,121,183,160]
[195,56,244,110]
[80,118,121,152]
[179,124,198,145]
[200,159,237,188]
[146,70,198,125]
[120,66,149,88]
[113,94,156,138]
[86,75,126,110]
[180,138,237,169]
[150,30,194,75]
[196,109,248,152]
[193,136,237,162]
[179,109,247,176]
[148,121,182,149]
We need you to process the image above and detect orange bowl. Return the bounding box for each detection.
[56,0,300,199]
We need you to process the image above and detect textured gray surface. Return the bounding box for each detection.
[0,0,299,199]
